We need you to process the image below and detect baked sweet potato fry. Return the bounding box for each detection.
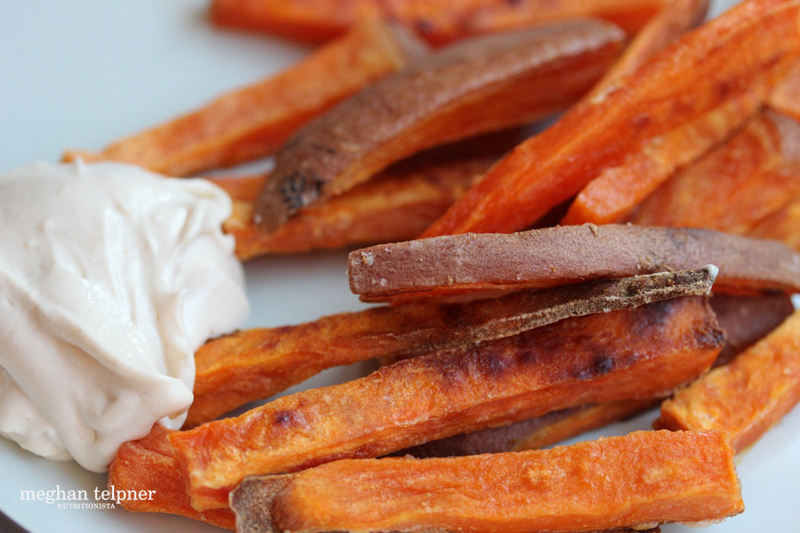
[629,110,800,233]
[211,0,663,46]
[748,192,800,251]
[422,0,800,236]
[188,268,713,427]
[170,297,723,510]
[254,19,625,232]
[210,134,510,258]
[62,22,428,176]
[108,424,235,530]
[589,0,709,96]
[401,292,792,458]
[349,225,800,302]
[658,310,800,452]
[231,430,741,533]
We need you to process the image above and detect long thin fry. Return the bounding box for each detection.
[210,0,664,46]
[349,225,800,302]
[629,110,800,233]
[170,297,723,510]
[658,310,800,452]
[768,61,800,121]
[231,431,741,533]
[63,22,427,176]
[187,268,713,428]
[422,0,800,237]
[748,192,800,251]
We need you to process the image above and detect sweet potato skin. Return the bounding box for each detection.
[658,310,800,452]
[232,431,741,533]
[349,224,800,301]
[170,297,723,510]
[107,424,235,530]
[629,110,800,233]
[422,0,800,237]
[186,268,714,428]
[399,399,657,458]
[254,19,625,232]
[210,0,663,46]
[62,22,428,176]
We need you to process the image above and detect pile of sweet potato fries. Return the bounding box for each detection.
[66,0,800,531]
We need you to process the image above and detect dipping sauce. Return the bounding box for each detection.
[0,161,249,472]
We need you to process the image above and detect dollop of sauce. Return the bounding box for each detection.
[0,161,249,472]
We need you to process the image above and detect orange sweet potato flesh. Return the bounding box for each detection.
[170,297,723,510]
[422,0,800,237]
[231,430,741,533]
[108,424,235,530]
[186,268,713,428]
[211,0,663,46]
[61,22,428,176]
[768,61,800,121]
[630,110,800,233]
[210,131,517,258]
[658,310,800,452]
[349,225,800,302]
[748,192,800,251]
[254,19,625,233]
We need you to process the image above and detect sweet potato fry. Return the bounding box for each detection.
[187,268,714,427]
[170,297,723,510]
[349,225,800,302]
[768,61,800,121]
[629,110,800,233]
[658,310,800,452]
[562,89,764,225]
[748,191,800,251]
[400,399,657,458]
[210,133,514,258]
[210,0,664,46]
[108,424,235,530]
[231,430,741,533]
[62,22,427,176]
[589,0,709,95]
[422,0,800,237]
[254,19,625,232]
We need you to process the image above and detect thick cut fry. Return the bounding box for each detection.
[400,400,657,458]
[62,22,428,176]
[170,297,723,510]
[401,293,791,458]
[629,111,800,233]
[211,0,663,46]
[108,424,235,530]
[210,132,515,258]
[658,310,800,452]
[590,0,709,96]
[748,192,800,251]
[349,225,800,302]
[187,268,714,428]
[768,61,800,121]
[254,20,625,232]
[231,430,741,533]
[422,0,800,237]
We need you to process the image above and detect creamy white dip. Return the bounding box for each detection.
[0,161,249,472]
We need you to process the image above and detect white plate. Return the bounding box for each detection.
[1,1,798,532]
